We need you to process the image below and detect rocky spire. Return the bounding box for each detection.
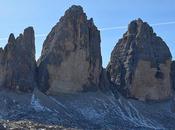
[107,18,172,101]
[8,33,15,44]
[37,5,102,94]
[0,27,37,92]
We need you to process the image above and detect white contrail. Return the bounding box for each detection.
[151,21,175,26]
[35,33,47,37]
[99,21,175,31]
[99,25,127,31]
[0,21,175,41]
[0,34,47,45]
[0,33,47,41]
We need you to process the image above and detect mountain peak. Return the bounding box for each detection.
[64,5,84,17]
[107,19,172,101]
[37,5,102,94]
[8,33,15,44]
[128,18,153,35]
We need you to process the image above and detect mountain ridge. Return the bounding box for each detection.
[0,5,174,130]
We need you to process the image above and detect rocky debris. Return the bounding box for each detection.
[107,18,172,101]
[0,124,6,130]
[0,120,79,130]
[0,27,37,92]
[37,5,102,94]
[0,88,175,130]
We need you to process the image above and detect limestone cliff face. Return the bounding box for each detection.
[171,61,175,90]
[37,5,102,94]
[0,27,37,92]
[0,48,5,87]
[107,19,172,101]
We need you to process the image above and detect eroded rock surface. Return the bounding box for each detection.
[37,5,102,94]
[0,27,37,92]
[171,61,175,90]
[107,19,172,101]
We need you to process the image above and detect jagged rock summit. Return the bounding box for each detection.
[37,5,102,94]
[107,18,173,101]
[0,27,37,92]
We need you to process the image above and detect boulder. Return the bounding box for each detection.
[0,27,37,92]
[37,5,102,94]
[107,18,172,101]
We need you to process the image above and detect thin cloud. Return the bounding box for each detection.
[0,21,175,41]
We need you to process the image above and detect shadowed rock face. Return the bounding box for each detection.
[107,19,172,101]
[0,27,37,92]
[171,61,175,90]
[37,5,102,94]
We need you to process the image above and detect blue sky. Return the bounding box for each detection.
[0,0,175,67]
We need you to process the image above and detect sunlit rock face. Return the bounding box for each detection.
[37,5,102,94]
[0,27,37,92]
[107,19,172,101]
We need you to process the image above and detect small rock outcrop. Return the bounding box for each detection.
[107,19,172,101]
[37,5,102,94]
[0,27,37,92]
